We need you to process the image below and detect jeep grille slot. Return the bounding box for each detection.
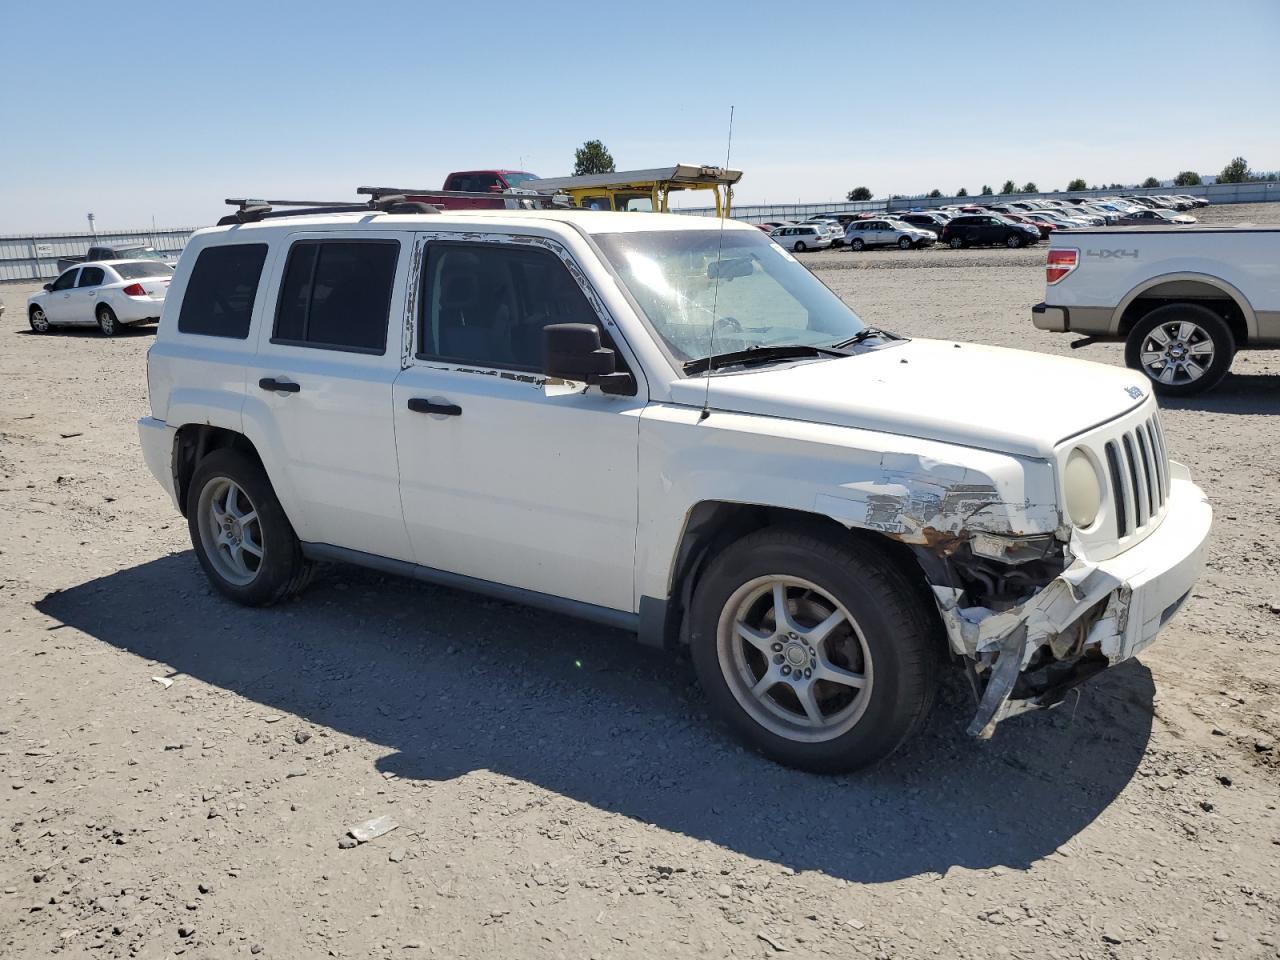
[1122,433,1147,527]
[1105,441,1129,537]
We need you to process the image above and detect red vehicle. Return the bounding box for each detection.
[395,170,544,210]
[1002,212,1054,239]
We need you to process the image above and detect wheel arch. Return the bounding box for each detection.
[651,500,940,651]
[1116,272,1255,345]
[171,424,268,519]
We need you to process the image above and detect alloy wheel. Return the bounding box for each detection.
[716,576,873,743]
[196,477,265,586]
[1139,320,1216,386]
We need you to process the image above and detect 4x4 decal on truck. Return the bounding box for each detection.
[1084,248,1139,260]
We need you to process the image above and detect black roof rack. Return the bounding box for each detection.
[218,195,441,226]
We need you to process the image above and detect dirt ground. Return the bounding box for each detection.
[2,204,1278,960]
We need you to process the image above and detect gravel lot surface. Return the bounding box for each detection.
[2,204,1278,959]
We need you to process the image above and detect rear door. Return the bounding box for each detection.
[243,232,414,561]
[74,266,107,321]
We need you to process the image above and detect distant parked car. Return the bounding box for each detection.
[27,260,174,335]
[769,224,832,252]
[940,214,1038,249]
[894,212,949,237]
[1002,212,1053,239]
[844,219,936,250]
[806,218,846,247]
[1115,208,1197,226]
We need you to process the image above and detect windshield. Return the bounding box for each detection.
[594,228,867,369]
[114,261,174,279]
[502,171,540,188]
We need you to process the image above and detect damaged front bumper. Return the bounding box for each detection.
[931,463,1212,737]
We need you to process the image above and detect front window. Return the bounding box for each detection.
[594,228,867,369]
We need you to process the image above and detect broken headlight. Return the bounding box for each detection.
[969,532,1059,565]
[1063,447,1102,529]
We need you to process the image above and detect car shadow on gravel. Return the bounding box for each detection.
[38,552,1155,884]
[1159,373,1280,415]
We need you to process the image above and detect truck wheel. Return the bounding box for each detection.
[1005,232,1024,249]
[689,525,938,773]
[1125,303,1234,396]
[96,305,118,336]
[187,448,313,606]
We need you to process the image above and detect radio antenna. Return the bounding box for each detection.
[699,104,735,422]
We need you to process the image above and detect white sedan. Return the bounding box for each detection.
[28,259,174,336]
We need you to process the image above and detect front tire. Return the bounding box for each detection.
[849,238,865,251]
[96,305,118,336]
[1125,303,1235,396]
[187,448,313,605]
[897,236,912,250]
[689,526,938,773]
[793,241,807,252]
[29,305,51,333]
[948,236,965,249]
[1005,232,1024,249]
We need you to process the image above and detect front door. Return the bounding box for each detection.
[392,234,644,613]
[45,268,80,322]
[244,232,414,561]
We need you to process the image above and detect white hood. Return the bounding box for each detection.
[670,339,1150,459]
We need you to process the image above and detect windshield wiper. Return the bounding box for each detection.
[829,327,901,349]
[683,344,847,375]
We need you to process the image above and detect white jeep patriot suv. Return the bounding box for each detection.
[138,203,1212,772]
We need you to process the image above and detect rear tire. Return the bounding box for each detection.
[689,525,939,773]
[949,236,965,249]
[793,241,807,252]
[96,305,118,336]
[187,448,314,606]
[1124,303,1235,397]
[849,238,865,251]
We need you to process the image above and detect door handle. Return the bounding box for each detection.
[259,377,301,393]
[407,397,461,417]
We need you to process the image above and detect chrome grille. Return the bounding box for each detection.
[1103,414,1170,538]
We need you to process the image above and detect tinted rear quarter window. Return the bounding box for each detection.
[178,244,268,339]
[272,240,399,354]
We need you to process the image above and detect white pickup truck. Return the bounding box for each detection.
[138,203,1211,772]
[1032,225,1280,395]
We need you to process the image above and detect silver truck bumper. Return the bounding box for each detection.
[1031,301,1068,331]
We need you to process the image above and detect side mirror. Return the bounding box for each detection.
[543,323,635,395]
[43,283,53,291]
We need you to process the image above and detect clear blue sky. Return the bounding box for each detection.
[2,0,1277,233]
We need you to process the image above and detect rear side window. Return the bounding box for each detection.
[272,240,399,354]
[77,267,105,287]
[178,244,268,339]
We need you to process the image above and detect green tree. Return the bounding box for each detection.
[846,186,873,201]
[1066,178,1088,191]
[1000,180,1016,194]
[926,188,942,198]
[1218,156,1250,183]
[980,184,993,196]
[1141,176,1161,188]
[956,187,969,197]
[573,139,615,176]
[1020,181,1038,193]
[1173,170,1202,186]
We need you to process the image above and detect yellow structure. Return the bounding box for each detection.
[526,164,743,216]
